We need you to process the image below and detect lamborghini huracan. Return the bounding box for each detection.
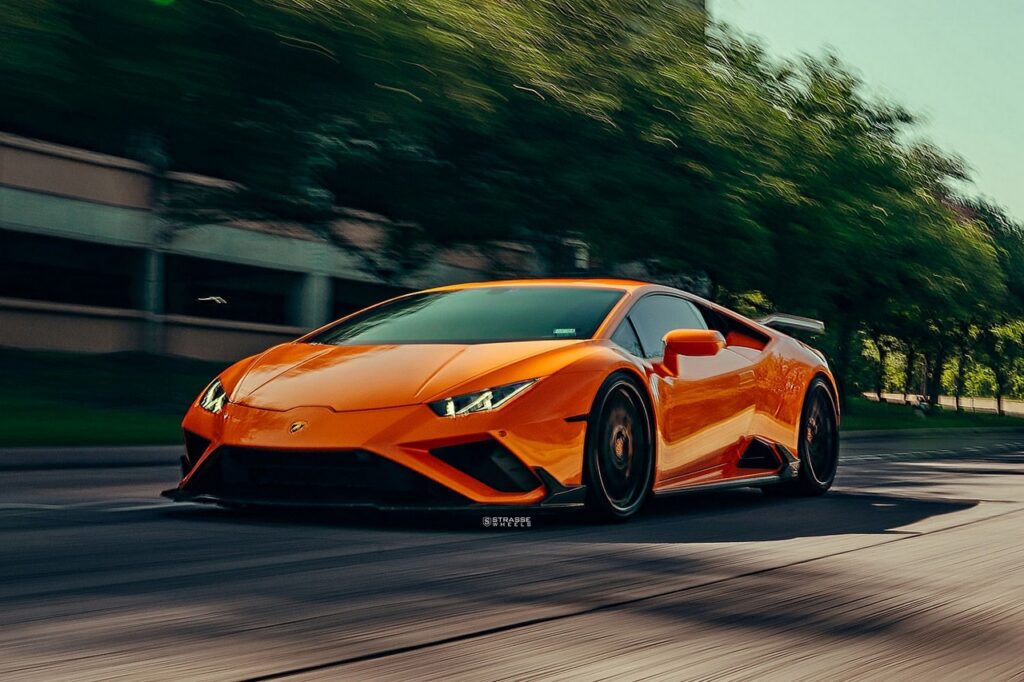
[163,279,839,520]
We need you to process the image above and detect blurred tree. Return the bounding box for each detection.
[1,0,1022,411]
[977,322,1024,415]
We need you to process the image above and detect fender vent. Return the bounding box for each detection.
[738,438,783,469]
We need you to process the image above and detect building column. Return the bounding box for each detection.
[140,249,165,354]
[292,273,332,329]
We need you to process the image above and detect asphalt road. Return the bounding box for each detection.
[3,433,1024,681]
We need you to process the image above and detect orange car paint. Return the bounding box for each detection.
[174,279,837,506]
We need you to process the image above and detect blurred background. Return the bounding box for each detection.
[5,4,1024,681]
[2,0,1024,445]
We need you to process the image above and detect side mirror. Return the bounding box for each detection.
[662,329,725,374]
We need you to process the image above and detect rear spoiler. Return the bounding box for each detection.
[757,313,825,335]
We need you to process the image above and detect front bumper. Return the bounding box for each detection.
[161,467,586,511]
[165,371,600,508]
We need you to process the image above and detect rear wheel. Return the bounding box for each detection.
[765,377,839,497]
[584,373,654,521]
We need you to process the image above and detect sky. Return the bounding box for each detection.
[710,0,1024,221]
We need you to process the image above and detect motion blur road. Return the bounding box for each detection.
[3,432,1024,681]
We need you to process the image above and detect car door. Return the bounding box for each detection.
[616,294,756,487]
[695,303,788,456]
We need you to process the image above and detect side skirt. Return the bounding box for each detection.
[653,438,801,498]
[652,474,782,498]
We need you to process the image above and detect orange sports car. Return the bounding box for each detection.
[163,279,839,520]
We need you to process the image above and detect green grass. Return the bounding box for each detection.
[842,395,1024,431]
[0,349,226,447]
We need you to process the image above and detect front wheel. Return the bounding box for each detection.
[584,373,654,521]
[765,377,839,497]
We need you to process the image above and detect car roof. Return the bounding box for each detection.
[423,278,654,293]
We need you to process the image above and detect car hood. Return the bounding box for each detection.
[231,341,583,412]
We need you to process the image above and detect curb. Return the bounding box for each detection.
[0,445,180,471]
[841,439,1024,463]
[841,427,1024,441]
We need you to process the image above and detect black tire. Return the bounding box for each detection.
[584,372,655,521]
[764,377,839,497]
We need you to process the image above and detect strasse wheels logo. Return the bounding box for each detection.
[482,516,532,529]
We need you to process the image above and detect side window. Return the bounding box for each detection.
[694,301,769,352]
[628,295,707,359]
[611,319,643,357]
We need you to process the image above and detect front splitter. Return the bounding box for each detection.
[160,487,586,513]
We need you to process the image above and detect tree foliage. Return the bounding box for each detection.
[2,0,1022,407]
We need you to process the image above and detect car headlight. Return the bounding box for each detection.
[429,379,536,417]
[199,378,228,414]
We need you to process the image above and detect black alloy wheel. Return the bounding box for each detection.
[765,376,839,497]
[803,381,840,487]
[585,373,654,520]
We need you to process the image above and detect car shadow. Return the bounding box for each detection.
[160,487,977,543]
[626,488,976,543]
[161,452,1018,542]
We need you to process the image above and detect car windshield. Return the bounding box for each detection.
[309,286,625,345]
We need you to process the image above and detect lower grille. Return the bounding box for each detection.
[185,447,469,506]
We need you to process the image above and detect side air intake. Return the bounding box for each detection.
[737,438,783,469]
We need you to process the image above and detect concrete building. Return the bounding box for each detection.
[0,133,539,361]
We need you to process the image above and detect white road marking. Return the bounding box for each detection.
[0,503,66,511]
[103,502,183,513]
[0,500,182,513]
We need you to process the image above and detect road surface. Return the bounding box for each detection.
[2,432,1024,681]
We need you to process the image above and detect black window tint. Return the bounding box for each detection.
[310,286,624,345]
[628,295,708,358]
[611,320,643,357]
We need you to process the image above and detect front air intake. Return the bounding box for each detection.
[182,430,210,474]
[431,439,541,493]
[185,447,469,506]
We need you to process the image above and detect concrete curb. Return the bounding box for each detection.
[0,445,180,471]
[841,427,1024,441]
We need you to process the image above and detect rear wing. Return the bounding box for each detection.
[757,313,825,335]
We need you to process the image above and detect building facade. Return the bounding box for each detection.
[0,133,538,361]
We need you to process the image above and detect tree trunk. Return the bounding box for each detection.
[922,354,931,402]
[954,325,969,412]
[995,370,1008,417]
[926,346,947,407]
[903,342,916,404]
[833,322,854,411]
[876,343,887,401]
[869,332,886,401]
[954,353,967,411]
